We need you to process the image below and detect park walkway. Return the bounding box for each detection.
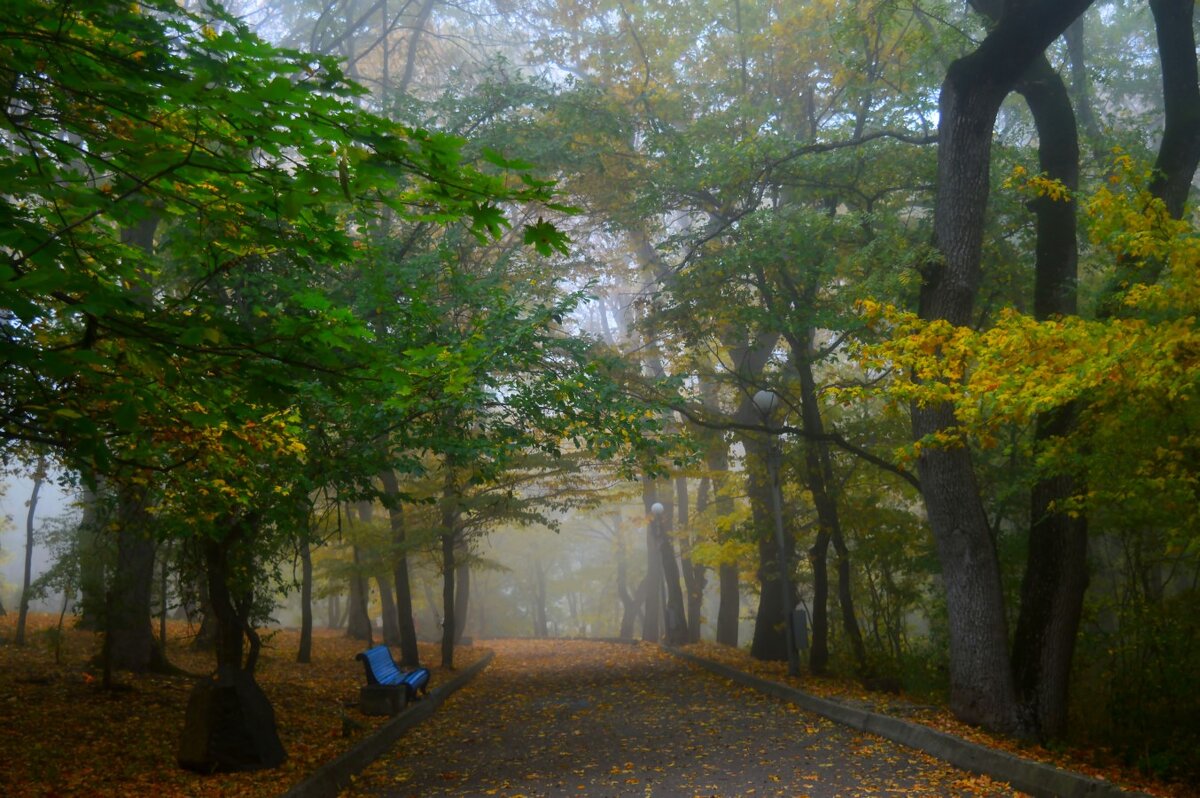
[342,639,1016,798]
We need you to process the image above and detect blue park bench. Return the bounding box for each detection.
[355,645,430,716]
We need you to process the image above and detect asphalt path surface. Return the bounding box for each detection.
[343,639,1016,798]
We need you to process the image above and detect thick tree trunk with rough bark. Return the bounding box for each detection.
[346,545,373,643]
[748,445,795,662]
[76,479,108,630]
[105,483,168,673]
[919,0,1094,734]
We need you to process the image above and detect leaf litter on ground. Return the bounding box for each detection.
[0,612,480,798]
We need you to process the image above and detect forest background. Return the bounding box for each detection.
[2,0,1199,785]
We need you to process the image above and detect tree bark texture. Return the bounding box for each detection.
[376,572,402,646]
[106,483,167,673]
[748,444,795,662]
[919,0,1094,734]
[346,545,373,643]
[1010,48,1089,741]
[1148,0,1200,220]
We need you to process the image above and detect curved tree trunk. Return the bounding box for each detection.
[1009,51,1088,741]
[918,0,1094,734]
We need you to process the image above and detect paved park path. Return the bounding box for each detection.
[343,639,1018,798]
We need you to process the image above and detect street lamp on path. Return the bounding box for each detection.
[753,389,801,678]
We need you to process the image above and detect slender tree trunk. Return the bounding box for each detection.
[454,554,470,643]
[648,481,689,646]
[439,459,461,667]
[706,441,739,647]
[615,513,640,639]
[789,343,868,675]
[378,468,420,666]
[533,559,549,638]
[919,0,1093,734]
[298,536,313,663]
[681,475,706,644]
[642,502,663,642]
[14,457,45,645]
[377,573,402,646]
[157,544,169,651]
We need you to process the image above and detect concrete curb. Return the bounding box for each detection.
[280,650,495,798]
[663,646,1148,798]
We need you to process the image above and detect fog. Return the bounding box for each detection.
[0,472,73,612]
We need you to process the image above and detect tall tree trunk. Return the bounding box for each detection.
[15,456,46,645]
[789,342,868,676]
[642,499,663,642]
[376,573,401,645]
[533,559,549,638]
[105,482,167,673]
[346,545,373,643]
[718,338,778,648]
[680,475,706,644]
[615,512,641,639]
[378,469,420,667]
[706,440,739,647]
[76,478,108,630]
[1009,49,1088,741]
[1147,0,1200,221]
[439,462,460,668]
[454,557,470,643]
[179,516,285,773]
[919,0,1094,734]
[748,443,794,662]
[648,480,689,646]
[297,535,313,664]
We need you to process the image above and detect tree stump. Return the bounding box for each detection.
[177,667,286,773]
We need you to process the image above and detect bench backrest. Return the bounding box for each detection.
[356,646,404,686]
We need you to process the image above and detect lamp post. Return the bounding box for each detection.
[753,389,800,678]
[650,501,687,645]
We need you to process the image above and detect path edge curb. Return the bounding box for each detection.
[280,649,495,798]
[663,646,1147,798]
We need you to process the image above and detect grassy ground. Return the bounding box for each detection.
[0,612,478,798]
